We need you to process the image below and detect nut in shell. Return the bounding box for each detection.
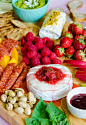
[9,90,16,97]
[19,96,27,102]
[6,103,13,110]
[17,91,24,97]
[27,92,35,102]
[1,94,7,102]
[10,97,16,104]
[14,103,18,108]
[15,107,24,114]
[18,101,27,108]
[24,107,31,116]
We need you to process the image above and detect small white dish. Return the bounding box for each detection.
[66,87,86,119]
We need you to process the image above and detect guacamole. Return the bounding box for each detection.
[15,0,46,9]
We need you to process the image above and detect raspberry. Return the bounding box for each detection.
[46,40,54,50]
[42,37,50,44]
[34,36,43,43]
[22,50,27,56]
[27,51,37,59]
[35,42,44,50]
[52,58,61,64]
[24,41,32,49]
[21,47,26,52]
[21,37,26,46]
[31,57,41,67]
[41,56,51,64]
[26,32,34,42]
[23,56,30,65]
[49,52,56,60]
[36,53,42,59]
[41,48,51,56]
[28,44,37,51]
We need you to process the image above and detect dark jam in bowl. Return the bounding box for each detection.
[70,94,86,109]
[36,66,65,84]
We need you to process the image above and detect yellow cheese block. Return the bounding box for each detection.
[0,55,10,68]
[11,47,18,62]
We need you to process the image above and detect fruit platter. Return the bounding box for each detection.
[1,0,86,125]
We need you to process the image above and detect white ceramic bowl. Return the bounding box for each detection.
[66,87,86,119]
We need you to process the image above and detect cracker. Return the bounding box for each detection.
[0,25,13,31]
[24,27,39,36]
[7,28,25,40]
[0,10,13,18]
[0,28,14,37]
[11,20,27,28]
[0,19,6,27]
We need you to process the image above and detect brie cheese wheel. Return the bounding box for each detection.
[26,64,72,101]
[39,8,66,40]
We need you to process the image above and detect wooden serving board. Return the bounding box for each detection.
[0,56,86,125]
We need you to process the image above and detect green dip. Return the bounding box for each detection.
[15,0,46,9]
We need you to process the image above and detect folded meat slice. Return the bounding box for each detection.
[26,64,72,101]
[39,8,66,40]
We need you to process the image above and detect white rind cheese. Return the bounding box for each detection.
[39,8,66,40]
[26,64,72,101]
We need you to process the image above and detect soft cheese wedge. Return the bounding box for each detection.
[39,8,66,40]
[26,64,72,101]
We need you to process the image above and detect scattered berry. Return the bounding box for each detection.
[52,58,61,64]
[72,23,83,35]
[42,37,50,44]
[46,40,54,50]
[60,37,72,48]
[31,57,41,67]
[34,36,43,43]
[36,53,42,59]
[73,39,85,50]
[26,32,34,42]
[65,46,75,58]
[41,48,51,56]
[49,52,56,60]
[27,51,37,59]
[74,35,84,41]
[41,56,51,64]
[24,41,32,48]
[68,23,75,32]
[74,50,85,61]
[28,44,37,51]
[21,47,26,52]
[22,50,27,57]
[21,37,26,46]
[82,29,86,39]
[62,31,73,38]
[35,42,44,50]
[23,56,30,65]
[53,45,64,57]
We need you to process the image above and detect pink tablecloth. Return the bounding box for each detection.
[0,0,86,124]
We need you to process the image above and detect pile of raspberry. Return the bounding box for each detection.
[21,32,61,67]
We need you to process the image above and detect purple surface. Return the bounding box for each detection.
[0,0,86,124]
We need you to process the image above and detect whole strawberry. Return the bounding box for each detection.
[72,23,83,35]
[62,31,73,38]
[74,50,85,61]
[68,23,75,32]
[60,37,72,48]
[53,45,64,57]
[73,39,85,50]
[82,29,86,39]
[84,48,86,57]
[65,46,75,58]
[74,35,84,41]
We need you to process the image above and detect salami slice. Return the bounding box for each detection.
[0,65,4,78]
[0,44,10,61]
[1,38,19,54]
[1,62,26,93]
[12,66,29,89]
[0,63,16,89]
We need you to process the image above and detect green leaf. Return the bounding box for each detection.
[32,97,48,118]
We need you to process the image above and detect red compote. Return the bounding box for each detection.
[36,66,65,84]
[70,94,86,109]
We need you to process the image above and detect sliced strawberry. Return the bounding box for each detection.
[72,23,83,35]
[65,46,75,58]
[63,59,86,66]
[53,45,64,57]
[60,37,72,48]
[74,50,85,61]
[62,31,73,38]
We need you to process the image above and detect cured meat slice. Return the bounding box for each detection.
[1,38,19,54]
[0,63,16,89]
[0,65,4,78]
[1,62,26,93]
[0,44,10,61]
[26,64,72,101]
[12,66,29,89]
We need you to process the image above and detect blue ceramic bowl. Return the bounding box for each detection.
[12,0,49,23]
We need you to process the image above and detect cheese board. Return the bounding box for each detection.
[1,0,86,125]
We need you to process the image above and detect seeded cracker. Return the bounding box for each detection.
[0,28,14,37]
[11,20,27,29]
[0,10,14,18]
[0,25,13,31]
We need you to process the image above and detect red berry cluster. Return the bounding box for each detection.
[21,32,61,67]
[59,23,86,61]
